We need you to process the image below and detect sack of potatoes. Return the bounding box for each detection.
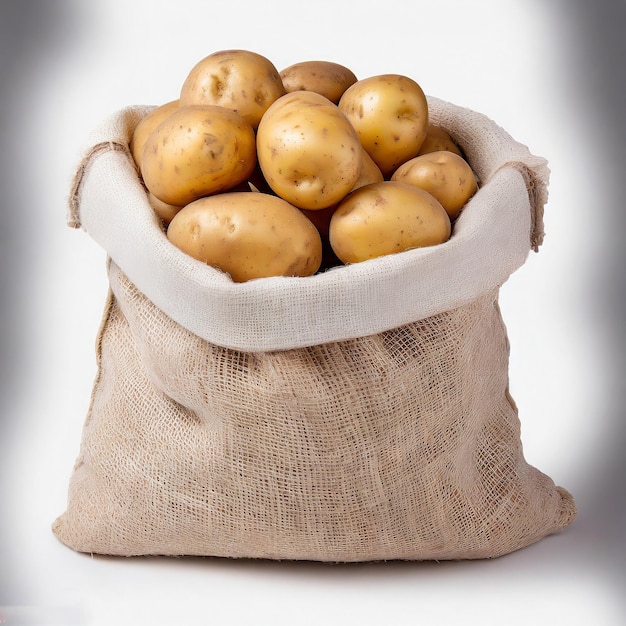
[55,49,575,562]
[129,50,481,280]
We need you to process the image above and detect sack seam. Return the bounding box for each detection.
[82,259,116,430]
[498,162,546,252]
[68,141,136,230]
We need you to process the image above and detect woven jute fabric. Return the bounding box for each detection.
[62,97,548,352]
[53,98,576,560]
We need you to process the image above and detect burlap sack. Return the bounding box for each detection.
[53,97,576,561]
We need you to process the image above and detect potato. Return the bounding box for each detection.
[391,150,478,220]
[129,99,179,167]
[298,146,382,238]
[179,49,286,128]
[329,181,451,264]
[299,204,342,271]
[297,148,381,270]
[256,91,362,210]
[148,192,182,225]
[166,191,322,282]
[140,105,256,207]
[338,74,429,177]
[353,146,384,190]
[280,60,358,104]
[417,124,463,157]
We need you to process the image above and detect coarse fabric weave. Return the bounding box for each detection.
[63,97,546,352]
[53,98,576,560]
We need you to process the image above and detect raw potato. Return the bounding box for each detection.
[280,60,358,104]
[299,148,383,270]
[299,204,342,271]
[338,74,429,177]
[148,192,182,225]
[417,124,463,157]
[129,52,468,277]
[299,146,383,230]
[141,105,256,207]
[179,49,286,128]
[391,150,478,220]
[166,191,323,282]
[256,91,362,210]
[129,99,179,167]
[353,146,384,190]
[329,181,451,264]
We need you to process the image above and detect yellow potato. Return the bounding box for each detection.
[140,105,256,207]
[329,181,451,264]
[179,49,286,128]
[147,192,182,225]
[280,60,358,104]
[166,191,322,282]
[298,148,383,271]
[298,147,382,239]
[338,74,429,177]
[417,124,463,157]
[256,91,362,210]
[391,150,478,220]
[129,99,179,167]
[352,146,384,190]
[299,204,342,271]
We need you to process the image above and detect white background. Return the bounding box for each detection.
[1,1,624,624]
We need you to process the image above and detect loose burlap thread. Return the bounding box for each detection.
[53,97,576,560]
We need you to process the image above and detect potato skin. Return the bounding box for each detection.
[179,49,286,128]
[338,74,429,177]
[353,146,384,190]
[298,145,384,269]
[417,124,463,157]
[329,181,451,263]
[140,105,257,207]
[147,192,182,225]
[166,191,322,282]
[391,150,478,220]
[256,91,362,210]
[129,99,179,167]
[280,60,358,104]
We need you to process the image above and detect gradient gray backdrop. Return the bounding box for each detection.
[1,0,624,620]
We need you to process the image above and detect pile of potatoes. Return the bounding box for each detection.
[130,49,478,282]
